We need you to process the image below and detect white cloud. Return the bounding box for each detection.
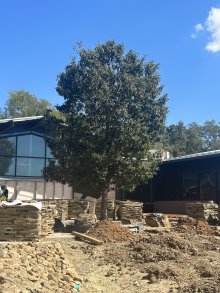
[195,23,204,32]
[192,7,220,53]
[205,7,220,53]
[191,23,204,38]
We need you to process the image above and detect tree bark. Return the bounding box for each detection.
[100,191,108,220]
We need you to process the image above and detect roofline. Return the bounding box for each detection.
[0,116,43,124]
[163,149,220,164]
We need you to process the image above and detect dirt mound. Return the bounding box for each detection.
[127,233,198,263]
[175,218,220,236]
[86,220,139,243]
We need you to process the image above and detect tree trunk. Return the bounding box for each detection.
[100,191,108,220]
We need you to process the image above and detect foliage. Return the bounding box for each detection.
[44,41,168,218]
[165,120,220,157]
[0,90,53,118]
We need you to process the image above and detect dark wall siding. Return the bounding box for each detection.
[123,156,220,203]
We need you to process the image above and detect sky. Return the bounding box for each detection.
[0,0,220,125]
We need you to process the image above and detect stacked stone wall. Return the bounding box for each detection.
[0,206,41,241]
[185,202,219,224]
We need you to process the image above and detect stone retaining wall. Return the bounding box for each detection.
[0,206,41,241]
[185,202,219,224]
[118,201,143,223]
[41,202,58,237]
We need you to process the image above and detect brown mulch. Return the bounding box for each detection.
[86,220,139,243]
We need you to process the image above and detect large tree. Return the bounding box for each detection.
[44,41,167,219]
[165,120,220,157]
[0,90,52,118]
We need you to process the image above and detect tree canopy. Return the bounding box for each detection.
[0,90,53,118]
[165,120,220,157]
[44,41,168,218]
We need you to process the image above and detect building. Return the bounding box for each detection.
[122,150,220,213]
[0,116,73,201]
[2,115,218,210]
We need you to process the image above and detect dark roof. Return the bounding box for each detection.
[0,116,46,137]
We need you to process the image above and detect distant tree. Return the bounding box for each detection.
[185,122,203,154]
[202,120,220,151]
[44,41,168,219]
[166,121,188,157]
[166,120,220,157]
[1,90,53,118]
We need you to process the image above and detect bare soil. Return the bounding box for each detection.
[54,220,220,293]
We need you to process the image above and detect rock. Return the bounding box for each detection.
[105,270,114,277]
[62,275,72,282]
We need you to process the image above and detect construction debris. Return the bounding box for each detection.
[86,220,140,243]
[72,231,104,245]
[175,217,220,236]
[0,242,80,293]
[144,213,171,228]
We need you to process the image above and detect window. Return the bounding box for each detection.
[17,135,45,157]
[16,158,45,177]
[0,134,54,177]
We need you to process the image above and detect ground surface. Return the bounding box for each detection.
[48,221,220,293]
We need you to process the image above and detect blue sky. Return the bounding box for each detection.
[0,0,220,125]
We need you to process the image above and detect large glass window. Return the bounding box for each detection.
[17,135,45,157]
[16,158,45,177]
[0,134,54,177]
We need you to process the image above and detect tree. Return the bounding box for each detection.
[165,120,220,157]
[202,120,220,151]
[0,90,53,118]
[186,122,203,154]
[44,41,168,219]
[166,122,188,157]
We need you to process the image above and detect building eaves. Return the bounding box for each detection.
[0,116,43,124]
[163,149,220,164]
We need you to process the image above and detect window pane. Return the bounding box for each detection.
[16,158,45,177]
[0,156,15,176]
[183,174,199,200]
[17,135,45,157]
[0,137,16,156]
